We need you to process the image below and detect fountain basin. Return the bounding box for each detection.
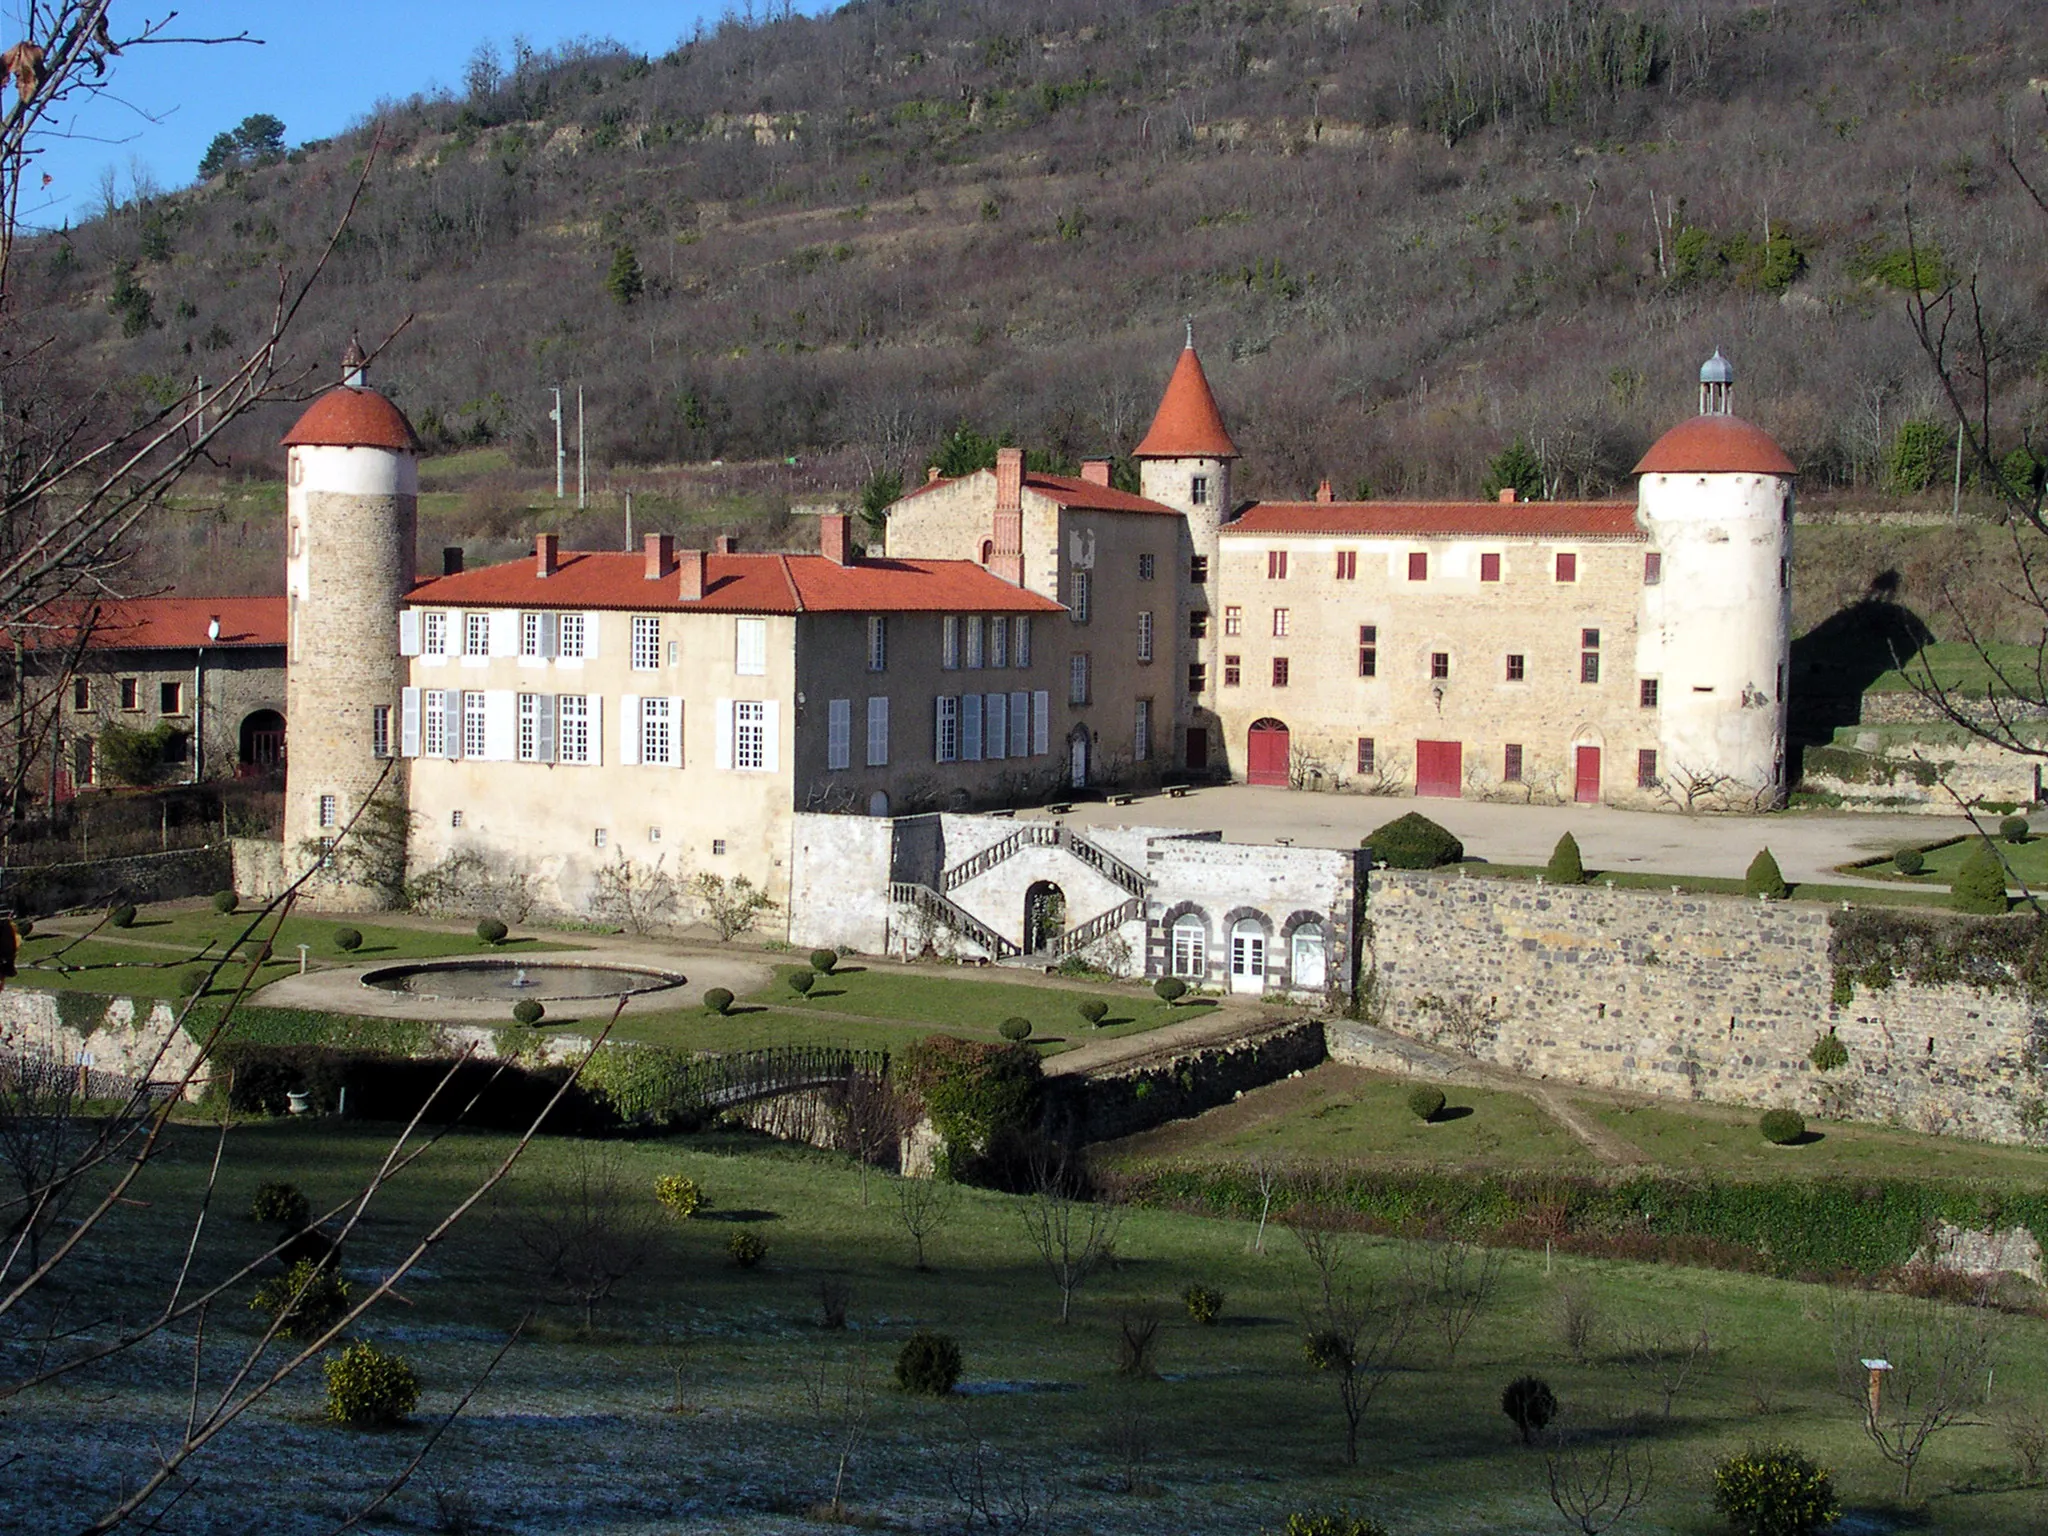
[360,960,686,1003]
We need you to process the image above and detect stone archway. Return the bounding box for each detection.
[239,709,286,775]
[1025,880,1066,954]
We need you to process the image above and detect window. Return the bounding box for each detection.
[1644,552,1663,585]
[1015,615,1032,668]
[1069,652,1091,705]
[649,827,662,843]
[712,838,727,856]
[1272,608,1290,638]
[1272,657,1290,687]
[866,696,890,766]
[372,705,392,758]
[964,616,984,669]
[632,615,661,671]
[1191,474,1209,506]
[422,690,448,757]
[1356,737,1375,774]
[735,617,767,676]
[1171,914,1206,978]
[1190,610,1209,639]
[1581,628,1601,685]
[464,612,490,657]
[1137,610,1154,663]
[1134,698,1151,761]
[1779,557,1789,592]
[1267,550,1288,580]
[941,615,960,669]
[463,691,487,758]
[640,696,673,766]
[1138,552,1155,581]
[1224,654,1241,687]
[933,696,957,763]
[1335,550,1357,580]
[1504,744,1523,783]
[557,695,591,763]
[1776,663,1784,702]
[1189,555,1209,585]
[1408,552,1428,582]
[1583,627,1601,648]
[72,678,88,710]
[1637,749,1660,788]
[423,611,449,656]
[1187,662,1207,694]
[1359,625,1378,678]
[1431,652,1450,680]
[1556,552,1578,583]
[119,678,138,710]
[1640,678,1660,709]
[1506,653,1525,682]
[516,693,541,761]
[556,612,585,660]
[866,615,888,672]
[1480,552,1501,582]
[451,810,464,829]
[733,701,767,770]
[159,680,183,714]
[990,617,1008,668]
[825,698,851,770]
[1069,570,1091,623]
[594,827,607,848]
[1224,605,1243,636]
[318,794,338,829]
[521,612,543,658]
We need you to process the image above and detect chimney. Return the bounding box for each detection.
[820,512,854,566]
[1498,488,1517,504]
[442,546,464,577]
[535,533,559,578]
[715,534,737,555]
[342,334,367,388]
[1315,479,1335,504]
[677,548,705,601]
[644,532,674,580]
[926,465,942,484]
[995,446,1024,513]
[1081,459,1111,487]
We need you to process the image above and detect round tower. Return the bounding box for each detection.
[1633,352,1795,808]
[1134,327,1238,773]
[280,342,419,906]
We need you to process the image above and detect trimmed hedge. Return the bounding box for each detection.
[1952,842,2010,915]
[1364,812,1464,870]
[1545,833,1586,885]
[1407,1086,1447,1122]
[1892,847,1925,876]
[1745,848,1788,901]
[1760,1109,1807,1145]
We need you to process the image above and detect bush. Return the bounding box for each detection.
[179,964,212,998]
[1364,812,1464,870]
[333,928,364,953]
[1711,1444,1840,1536]
[211,889,239,914]
[1183,1282,1225,1324]
[1546,832,1586,885]
[1745,848,1788,901]
[249,1180,310,1227]
[12,917,29,939]
[1275,1515,1389,1536]
[2002,815,2032,844]
[895,1329,962,1395]
[1892,847,1925,876]
[703,987,734,1015]
[250,1259,351,1340]
[789,969,815,997]
[1153,977,1187,1003]
[512,999,546,1026]
[323,1341,420,1427]
[476,917,509,944]
[809,948,838,974]
[998,1016,1033,1042]
[1808,1030,1849,1073]
[728,1231,766,1268]
[1952,841,2010,915]
[1501,1375,1557,1444]
[1078,999,1109,1026]
[109,902,138,929]
[654,1173,703,1218]
[1760,1109,1807,1145]
[1407,1085,1447,1122]
[1303,1329,1353,1371]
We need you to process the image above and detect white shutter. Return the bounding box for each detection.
[540,611,559,660]
[620,695,641,764]
[1015,615,1032,667]
[1033,691,1050,755]
[866,696,889,767]
[537,693,557,763]
[399,610,421,656]
[484,691,516,761]
[668,697,685,767]
[489,610,518,657]
[1010,692,1028,758]
[715,698,734,770]
[828,699,851,770]
[400,687,421,757]
[962,693,983,761]
[762,700,781,772]
[587,696,603,765]
[582,612,602,659]
[440,692,461,759]
[984,692,1006,759]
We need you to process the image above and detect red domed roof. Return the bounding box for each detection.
[1634,414,1794,477]
[1134,345,1239,460]
[282,386,420,453]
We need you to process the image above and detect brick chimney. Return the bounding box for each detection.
[535,533,559,578]
[1081,459,1111,487]
[1498,488,1517,504]
[715,534,737,554]
[644,532,674,580]
[820,511,854,566]
[927,465,942,484]
[678,548,705,601]
[995,446,1024,513]
[1315,479,1335,504]
[442,546,464,577]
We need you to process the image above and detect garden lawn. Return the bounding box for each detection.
[1460,862,1955,908]
[1899,834,2048,889]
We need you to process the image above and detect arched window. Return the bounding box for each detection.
[1171,914,1206,978]
[1290,923,1327,990]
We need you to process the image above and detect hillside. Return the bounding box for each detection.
[24,1,2048,558]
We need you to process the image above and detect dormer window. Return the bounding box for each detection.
[1191,474,1209,507]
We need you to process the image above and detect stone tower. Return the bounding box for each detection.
[1133,330,1238,775]
[1633,352,1796,808]
[279,342,420,906]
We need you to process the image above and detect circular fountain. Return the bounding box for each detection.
[359,960,687,1003]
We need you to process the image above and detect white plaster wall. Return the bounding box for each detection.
[949,845,1132,948]
[788,814,894,953]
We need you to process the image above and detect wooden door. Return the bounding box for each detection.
[1415,739,1463,798]
[1575,745,1602,804]
[1247,719,1290,786]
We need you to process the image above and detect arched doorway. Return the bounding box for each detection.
[867,791,891,818]
[1247,718,1290,786]
[239,709,285,776]
[1067,725,1090,789]
[1025,881,1066,954]
[1229,918,1268,993]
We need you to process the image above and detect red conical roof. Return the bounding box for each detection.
[1633,414,1794,476]
[1134,345,1238,460]
[281,387,420,453]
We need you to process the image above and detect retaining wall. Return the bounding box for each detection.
[1045,1019,1327,1146]
[2,845,231,916]
[0,989,206,1097]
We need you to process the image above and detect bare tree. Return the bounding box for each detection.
[1616,1311,1716,1418]
[1018,1156,1122,1325]
[799,1348,874,1520]
[1543,1415,1655,1535]
[1831,1294,2001,1499]
[1293,1214,1418,1465]
[893,1170,955,1270]
[506,1143,662,1327]
[1413,1237,1504,1368]
[945,1409,1061,1535]
[0,1052,94,1266]
[842,1069,910,1206]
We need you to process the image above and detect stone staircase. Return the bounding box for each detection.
[893,823,1151,966]
[939,823,1149,899]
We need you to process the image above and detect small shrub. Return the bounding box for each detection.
[1892,847,1925,876]
[895,1329,962,1395]
[107,902,138,929]
[1078,999,1109,1026]
[1303,1329,1354,1372]
[703,987,734,1015]
[1808,1030,1849,1073]
[1153,977,1187,1003]
[323,1340,420,1427]
[789,969,815,997]
[1501,1375,1557,1444]
[1275,1515,1390,1536]
[476,917,509,944]
[1183,1282,1225,1324]
[250,1259,351,1340]
[2001,815,2031,844]
[1711,1444,1840,1536]
[1760,1109,1806,1145]
[1365,811,1464,870]
[179,964,212,998]
[250,1180,310,1227]
[333,928,364,953]
[1745,848,1788,901]
[211,889,240,914]
[1546,832,1587,885]
[998,1016,1033,1042]
[654,1173,704,1218]
[809,948,839,974]
[728,1231,766,1268]
[512,999,546,1026]
[1952,841,2010,914]
[1407,1085,1447,1122]
[1114,1306,1162,1378]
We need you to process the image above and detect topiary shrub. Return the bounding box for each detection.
[789,969,815,998]
[895,1329,962,1396]
[1364,812,1464,870]
[1760,1109,1807,1145]
[654,1173,703,1218]
[1745,848,1789,901]
[1952,841,2010,915]
[1501,1375,1557,1444]
[1078,999,1109,1026]
[1407,1085,1447,1123]
[703,987,734,1016]
[1153,977,1187,1004]
[323,1341,420,1427]
[728,1231,766,1268]
[212,889,240,915]
[476,917,509,944]
[1274,1515,1390,1536]
[2001,815,2031,844]
[107,902,138,929]
[333,928,364,953]
[512,999,546,1027]
[1711,1444,1840,1536]
[1892,847,1925,876]
[179,964,212,999]
[1546,832,1587,885]
[809,948,839,975]
[250,1180,310,1228]
[250,1259,351,1340]
[1183,1282,1225,1325]
[1808,1030,1848,1073]
[998,1016,1033,1042]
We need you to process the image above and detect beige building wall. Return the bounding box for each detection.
[58,647,284,787]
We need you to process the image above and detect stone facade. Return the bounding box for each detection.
[1,845,231,916]
[57,643,285,789]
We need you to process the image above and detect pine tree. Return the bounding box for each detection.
[1951,841,2010,915]
[1745,847,1789,900]
[1483,437,1545,501]
[1546,832,1586,885]
[606,244,645,307]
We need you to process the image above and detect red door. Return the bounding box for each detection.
[1247,719,1290,786]
[1575,746,1602,804]
[1415,740,1463,798]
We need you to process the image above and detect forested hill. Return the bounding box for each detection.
[28,0,2048,503]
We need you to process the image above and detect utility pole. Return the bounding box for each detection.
[577,384,587,510]
[624,491,634,551]
[549,387,565,501]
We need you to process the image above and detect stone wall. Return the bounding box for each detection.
[0,989,206,1097]
[1045,1018,1326,1146]
[1353,870,2043,1144]
[231,837,288,903]
[1,845,231,915]
[1799,733,2040,813]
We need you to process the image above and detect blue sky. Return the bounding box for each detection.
[18,1,835,228]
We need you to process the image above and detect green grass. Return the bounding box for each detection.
[1862,640,2048,694]
[1455,862,1955,908]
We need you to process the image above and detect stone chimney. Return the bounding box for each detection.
[995,446,1024,513]
[715,534,738,555]
[926,466,942,484]
[644,532,674,580]
[442,546,464,576]
[1315,479,1335,504]
[1081,459,1111,487]
[1498,488,1517,504]
[535,533,559,578]
[677,548,705,601]
[820,512,854,566]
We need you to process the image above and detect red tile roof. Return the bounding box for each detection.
[408,552,1065,614]
[1633,414,1796,476]
[281,386,421,453]
[1225,501,1645,540]
[1023,472,1181,516]
[1134,345,1239,460]
[18,597,285,652]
